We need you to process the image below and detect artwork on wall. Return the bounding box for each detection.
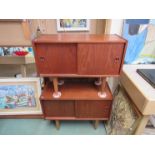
[123,19,155,64]
[0,78,42,115]
[57,19,90,31]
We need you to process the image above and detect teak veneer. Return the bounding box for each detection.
[33,34,127,130]
[33,34,127,77]
[40,81,112,101]
[40,81,113,121]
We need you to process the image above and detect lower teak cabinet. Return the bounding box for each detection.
[40,80,113,129]
[42,100,112,120]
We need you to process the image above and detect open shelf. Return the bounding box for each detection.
[0,56,35,64]
[41,80,113,100]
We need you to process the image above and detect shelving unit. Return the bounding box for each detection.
[0,56,35,77]
[0,20,34,77]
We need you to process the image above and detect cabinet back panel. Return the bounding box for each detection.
[35,43,77,74]
[77,43,125,75]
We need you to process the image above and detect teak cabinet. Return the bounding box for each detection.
[33,34,127,130]
[33,34,127,77]
[40,81,113,120]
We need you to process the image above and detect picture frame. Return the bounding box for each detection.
[0,78,42,115]
[57,19,90,31]
[123,19,155,64]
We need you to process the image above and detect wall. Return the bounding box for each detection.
[0,19,106,77]
[0,19,106,46]
[29,19,106,37]
[109,19,123,35]
[107,19,124,93]
[0,21,31,46]
[0,19,124,94]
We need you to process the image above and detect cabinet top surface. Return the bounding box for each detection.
[41,81,113,100]
[33,34,127,43]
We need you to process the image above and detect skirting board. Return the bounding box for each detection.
[0,114,43,119]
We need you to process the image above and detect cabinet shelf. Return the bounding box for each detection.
[41,81,113,101]
[0,56,35,64]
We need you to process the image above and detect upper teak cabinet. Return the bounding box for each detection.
[32,34,127,77]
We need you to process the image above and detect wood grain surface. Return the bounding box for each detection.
[33,34,126,43]
[33,34,127,76]
[40,81,113,100]
[76,100,111,118]
[34,43,77,74]
[77,43,125,75]
[42,100,75,117]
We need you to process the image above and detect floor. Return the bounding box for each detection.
[144,122,155,135]
[0,119,107,135]
[144,128,155,134]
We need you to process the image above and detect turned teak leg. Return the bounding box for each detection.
[93,120,99,129]
[52,78,61,98]
[98,77,107,98]
[55,120,60,130]
[53,78,58,93]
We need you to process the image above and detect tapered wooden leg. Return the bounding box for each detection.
[93,120,99,129]
[52,78,61,98]
[101,77,106,92]
[55,120,60,130]
[98,77,106,98]
[135,115,149,135]
[53,78,58,93]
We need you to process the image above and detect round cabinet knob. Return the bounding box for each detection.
[39,57,45,61]
[114,57,120,63]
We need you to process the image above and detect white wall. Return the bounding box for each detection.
[108,19,124,93]
[109,19,124,35]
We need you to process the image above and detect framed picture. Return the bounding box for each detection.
[123,19,155,64]
[57,19,90,31]
[0,78,42,115]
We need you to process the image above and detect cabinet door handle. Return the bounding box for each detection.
[114,57,120,63]
[39,57,45,62]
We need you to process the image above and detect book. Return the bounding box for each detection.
[137,69,155,88]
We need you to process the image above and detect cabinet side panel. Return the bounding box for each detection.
[33,43,50,74]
